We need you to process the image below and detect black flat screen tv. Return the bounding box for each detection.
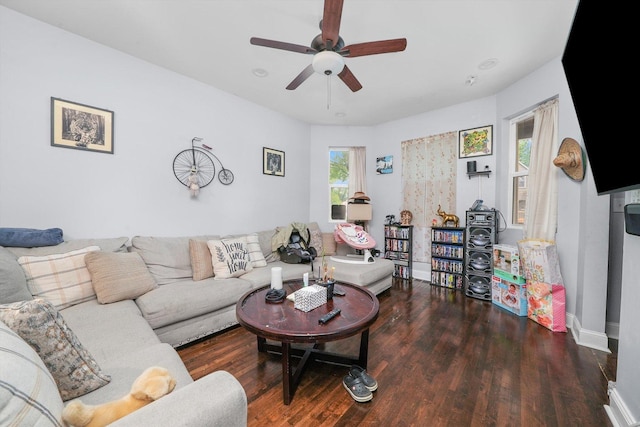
[562,1,639,195]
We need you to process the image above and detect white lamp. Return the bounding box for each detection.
[312,51,345,75]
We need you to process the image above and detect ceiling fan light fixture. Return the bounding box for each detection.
[312,50,345,75]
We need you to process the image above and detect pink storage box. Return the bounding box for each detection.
[491,275,527,316]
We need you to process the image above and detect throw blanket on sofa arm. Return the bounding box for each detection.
[271,222,310,252]
[0,228,63,248]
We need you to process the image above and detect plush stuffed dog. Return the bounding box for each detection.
[62,366,176,427]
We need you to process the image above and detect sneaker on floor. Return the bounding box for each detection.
[342,375,373,402]
[349,365,378,392]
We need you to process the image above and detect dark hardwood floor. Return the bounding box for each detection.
[177,279,617,426]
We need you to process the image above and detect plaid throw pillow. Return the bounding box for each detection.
[17,246,100,309]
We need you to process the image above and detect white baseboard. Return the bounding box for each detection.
[568,313,611,353]
[412,270,430,281]
[606,384,639,427]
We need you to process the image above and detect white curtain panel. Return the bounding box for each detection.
[348,146,367,197]
[523,98,559,241]
[402,131,457,263]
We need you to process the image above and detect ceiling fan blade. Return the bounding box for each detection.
[250,37,316,54]
[286,64,315,90]
[338,65,362,92]
[321,0,344,48]
[340,38,407,57]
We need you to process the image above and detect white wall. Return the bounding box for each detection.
[496,57,610,352]
[310,98,497,279]
[613,206,640,423]
[0,7,311,239]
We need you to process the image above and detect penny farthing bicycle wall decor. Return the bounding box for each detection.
[173,137,234,196]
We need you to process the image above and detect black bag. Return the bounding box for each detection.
[279,229,317,264]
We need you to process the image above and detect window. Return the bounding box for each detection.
[509,113,534,225]
[329,148,349,221]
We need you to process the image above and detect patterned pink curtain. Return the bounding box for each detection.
[401,131,457,263]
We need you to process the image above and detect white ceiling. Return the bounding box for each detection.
[0,0,579,126]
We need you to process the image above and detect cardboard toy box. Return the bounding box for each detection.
[491,275,527,316]
[493,244,525,283]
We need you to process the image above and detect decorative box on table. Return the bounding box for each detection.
[293,284,327,312]
[493,244,525,284]
[491,275,527,316]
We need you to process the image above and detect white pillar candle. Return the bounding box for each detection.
[271,267,283,290]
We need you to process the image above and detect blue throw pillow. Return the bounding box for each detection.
[0,228,63,248]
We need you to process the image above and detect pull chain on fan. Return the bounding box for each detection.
[326,75,331,109]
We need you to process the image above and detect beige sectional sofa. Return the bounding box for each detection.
[0,222,393,426]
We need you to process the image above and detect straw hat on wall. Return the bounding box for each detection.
[553,137,586,182]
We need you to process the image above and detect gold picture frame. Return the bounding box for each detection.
[458,125,493,158]
[51,97,114,154]
[263,147,285,177]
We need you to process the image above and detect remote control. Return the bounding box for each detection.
[318,308,341,324]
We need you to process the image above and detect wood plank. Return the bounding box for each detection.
[178,279,616,426]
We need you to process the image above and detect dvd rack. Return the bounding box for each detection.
[384,224,413,280]
[430,226,465,290]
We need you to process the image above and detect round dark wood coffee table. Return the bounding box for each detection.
[236,279,379,405]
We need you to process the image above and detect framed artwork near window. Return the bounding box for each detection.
[263,147,285,177]
[458,125,493,158]
[51,97,114,154]
[376,155,393,174]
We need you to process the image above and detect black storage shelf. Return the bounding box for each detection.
[384,224,413,280]
[430,226,465,290]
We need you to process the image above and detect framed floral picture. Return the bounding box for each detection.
[263,147,285,177]
[51,97,114,154]
[458,125,493,158]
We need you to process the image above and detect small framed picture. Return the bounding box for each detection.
[51,97,114,154]
[263,147,285,177]
[458,125,493,158]
[376,155,393,174]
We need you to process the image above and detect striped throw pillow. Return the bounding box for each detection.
[17,246,100,310]
[0,319,64,425]
[245,233,267,267]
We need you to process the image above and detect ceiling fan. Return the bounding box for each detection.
[250,0,407,92]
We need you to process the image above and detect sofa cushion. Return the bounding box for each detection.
[0,227,64,248]
[0,246,32,304]
[0,320,64,425]
[60,299,160,364]
[312,257,394,287]
[207,238,253,279]
[71,342,193,405]
[245,233,267,267]
[135,278,253,330]
[84,251,158,303]
[0,299,111,400]
[256,228,279,263]
[17,246,100,310]
[239,262,315,288]
[130,235,219,285]
[6,237,129,258]
[189,239,214,281]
